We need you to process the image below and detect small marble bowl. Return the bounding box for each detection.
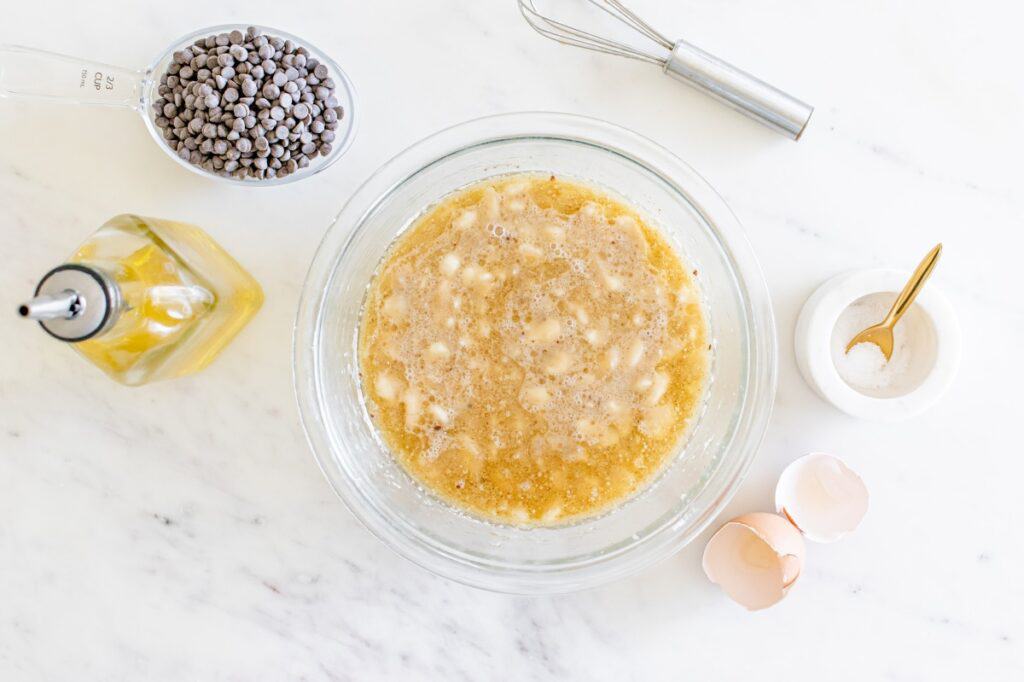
[795,269,961,421]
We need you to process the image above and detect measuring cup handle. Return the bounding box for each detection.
[0,45,143,109]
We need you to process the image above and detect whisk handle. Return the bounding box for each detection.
[664,40,813,140]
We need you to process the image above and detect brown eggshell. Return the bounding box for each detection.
[702,512,806,610]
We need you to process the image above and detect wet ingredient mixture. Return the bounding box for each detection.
[359,174,708,524]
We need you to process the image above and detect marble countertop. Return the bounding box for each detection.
[2,1,1021,679]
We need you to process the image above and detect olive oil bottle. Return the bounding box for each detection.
[19,215,263,386]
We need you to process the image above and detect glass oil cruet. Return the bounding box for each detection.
[19,214,263,386]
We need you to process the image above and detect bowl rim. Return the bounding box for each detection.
[293,111,777,593]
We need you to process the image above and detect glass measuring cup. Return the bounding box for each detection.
[0,24,357,186]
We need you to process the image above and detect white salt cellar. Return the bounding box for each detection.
[795,269,960,420]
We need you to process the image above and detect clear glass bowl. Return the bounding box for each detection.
[294,112,777,594]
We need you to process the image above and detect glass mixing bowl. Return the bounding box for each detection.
[294,112,776,593]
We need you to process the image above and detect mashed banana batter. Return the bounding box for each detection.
[359,174,708,524]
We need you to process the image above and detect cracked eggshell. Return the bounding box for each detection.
[776,453,869,543]
[702,512,806,611]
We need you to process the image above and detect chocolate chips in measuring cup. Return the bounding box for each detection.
[152,27,345,181]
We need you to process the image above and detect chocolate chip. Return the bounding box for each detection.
[152,26,345,180]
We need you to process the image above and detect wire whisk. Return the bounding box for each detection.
[519,0,672,65]
[518,0,813,140]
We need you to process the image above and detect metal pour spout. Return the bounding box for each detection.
[18,291,81,320]
[21,264,120,342]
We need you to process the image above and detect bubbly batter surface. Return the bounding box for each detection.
[359,174,708,524]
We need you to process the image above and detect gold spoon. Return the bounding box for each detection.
[845,243,943,361]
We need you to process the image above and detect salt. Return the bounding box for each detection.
[830,293,932,397]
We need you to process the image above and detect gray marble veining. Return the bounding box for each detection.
[1,0,1022,680]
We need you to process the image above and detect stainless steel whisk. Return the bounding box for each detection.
[518,0,813,140]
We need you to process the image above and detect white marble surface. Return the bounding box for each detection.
[2,1,1022,679]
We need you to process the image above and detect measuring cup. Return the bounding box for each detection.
[0,24,357,186]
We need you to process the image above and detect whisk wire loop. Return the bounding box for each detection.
[588,0,673,50]
[518,0,672,65]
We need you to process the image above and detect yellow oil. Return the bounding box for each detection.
[69,215,263,385]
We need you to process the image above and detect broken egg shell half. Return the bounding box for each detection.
[702,512,806,611]
[775,453,868,543]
